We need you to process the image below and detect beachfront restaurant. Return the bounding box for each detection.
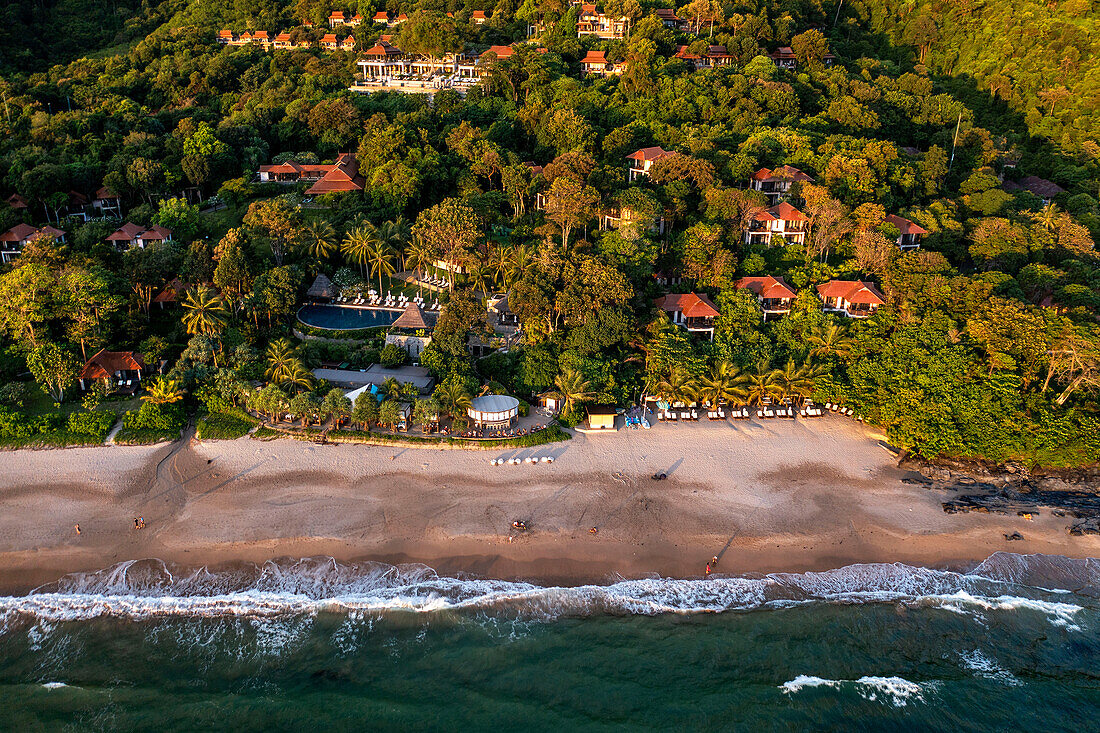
[467,394,519,428]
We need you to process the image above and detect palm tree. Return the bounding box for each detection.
[142,376,184,405]
[744,360,781,406]
[382,377,402,401]
[182,286,228,367]
[554,368,594,414]
[806,321,855,361]
[772,359,824,406]
[696,360,748,406]
[303,220,337,263]
[507,243,532,288]
[404,236,434,296]
[466,258,490,299]
[282,362,314,393]
[265,338,300,383]
[366,237,397,295]
[652,368,698,406]
[488,244,512,289]
[182,286,228,337]
[379,216,410,253]
[341,225,375,278]
[1031,202,1060,235]
[435,380,472,418]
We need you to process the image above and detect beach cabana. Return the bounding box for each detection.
[586,405,617,430]
[468,394,519,428]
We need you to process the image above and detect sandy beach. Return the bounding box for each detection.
[1,416,1097,593]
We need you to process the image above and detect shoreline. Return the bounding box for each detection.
[1,417,1098,595]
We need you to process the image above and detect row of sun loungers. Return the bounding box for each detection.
[421,277,450,289]
[657,402,834,422]
[825,403,855,416]
[489,456,555,465]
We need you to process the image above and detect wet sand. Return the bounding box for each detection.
[1,416,1097,593]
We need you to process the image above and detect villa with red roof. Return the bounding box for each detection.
[576,5,627,38]
[581,50,623,75]
[626,147,676,182]
[736,276,798,319]
[78,349,148,393]
[768,46,797,69]
[328,11,346,26]
[743,202,809,246]
[886,214,928,250]
[655,292,720,339]
[750,165,815,203]
[305,153,365,195]
[471,10,490,24]
[817,280,885,318]
[0,223,65,263]
[105,223,172,250]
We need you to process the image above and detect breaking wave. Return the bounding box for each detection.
[781,675,935,707]
[0,552,1095,634]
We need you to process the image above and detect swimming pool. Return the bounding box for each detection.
[297,304,401,330]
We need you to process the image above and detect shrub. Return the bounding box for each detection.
[124,402,185,432]
[67,410,117,438]
[196,411,258,440]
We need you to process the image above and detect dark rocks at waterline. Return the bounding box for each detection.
[902,457,1100,534]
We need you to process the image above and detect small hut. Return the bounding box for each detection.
[307,273,334,301]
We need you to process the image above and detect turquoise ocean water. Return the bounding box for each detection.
[2,553,1098,731]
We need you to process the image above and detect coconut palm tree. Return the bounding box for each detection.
[696,360,748,406]
[507,243,532,288]
[382,376,402,401]
[142,376,184,405]
[806,321,855,361]
[379,216,410,253]
[434,380,472,418]
[404,236,434,296]
[771,359,824,406]
[744,360,781,406]
[182,286,228,337]
[365,236,397,295]
[488,244,512,289]
[466,258,490,299]
[341,225,375,278]
[652,368,698,406]
[182,286,228,367]
[303,220,337,263]
[555,368,594,415]
[265,338,300,383]
[281,362,314,393]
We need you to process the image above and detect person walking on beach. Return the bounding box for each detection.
[74,524,81,535]
[705,562,712,577]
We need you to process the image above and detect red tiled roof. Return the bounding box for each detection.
[153,277,186,304]
[79,349,147,381]
[885,214,928,236]
[673,45,700,60]
[35,225,66,239]
[751,165,814,183]
[736,276,797,300]
[769,46,796,59]
[106,222,171,242]
[329,11,345,19]
[321,33,338,43]
[754,202,807,222]
[253,31,270,40]
[626,146,675,162]
[471,10,488,19]
[655,293,720,319]
[483,45,513,60]
[816,280,885,306]
[5,193,28,209]
[306,153,365,194]
[1003,175,1065,198]
[373,11,389,21]
[582,50,607,63]
[94,186,119,200]
[0,223,39,242]
[363,41,402,57]
[274,32,292,42]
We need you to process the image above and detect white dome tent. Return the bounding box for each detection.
[467,395,520,428]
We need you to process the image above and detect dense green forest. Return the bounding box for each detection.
[0,0,1097,464]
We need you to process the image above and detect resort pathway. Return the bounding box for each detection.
[104,417,125,445]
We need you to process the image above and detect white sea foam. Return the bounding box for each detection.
[780,675,933,706]
[0,553,1094,632]
[41,682,68,690]
[779,675,840,693]
[958,650,1022,687]
[853,676,930,706]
